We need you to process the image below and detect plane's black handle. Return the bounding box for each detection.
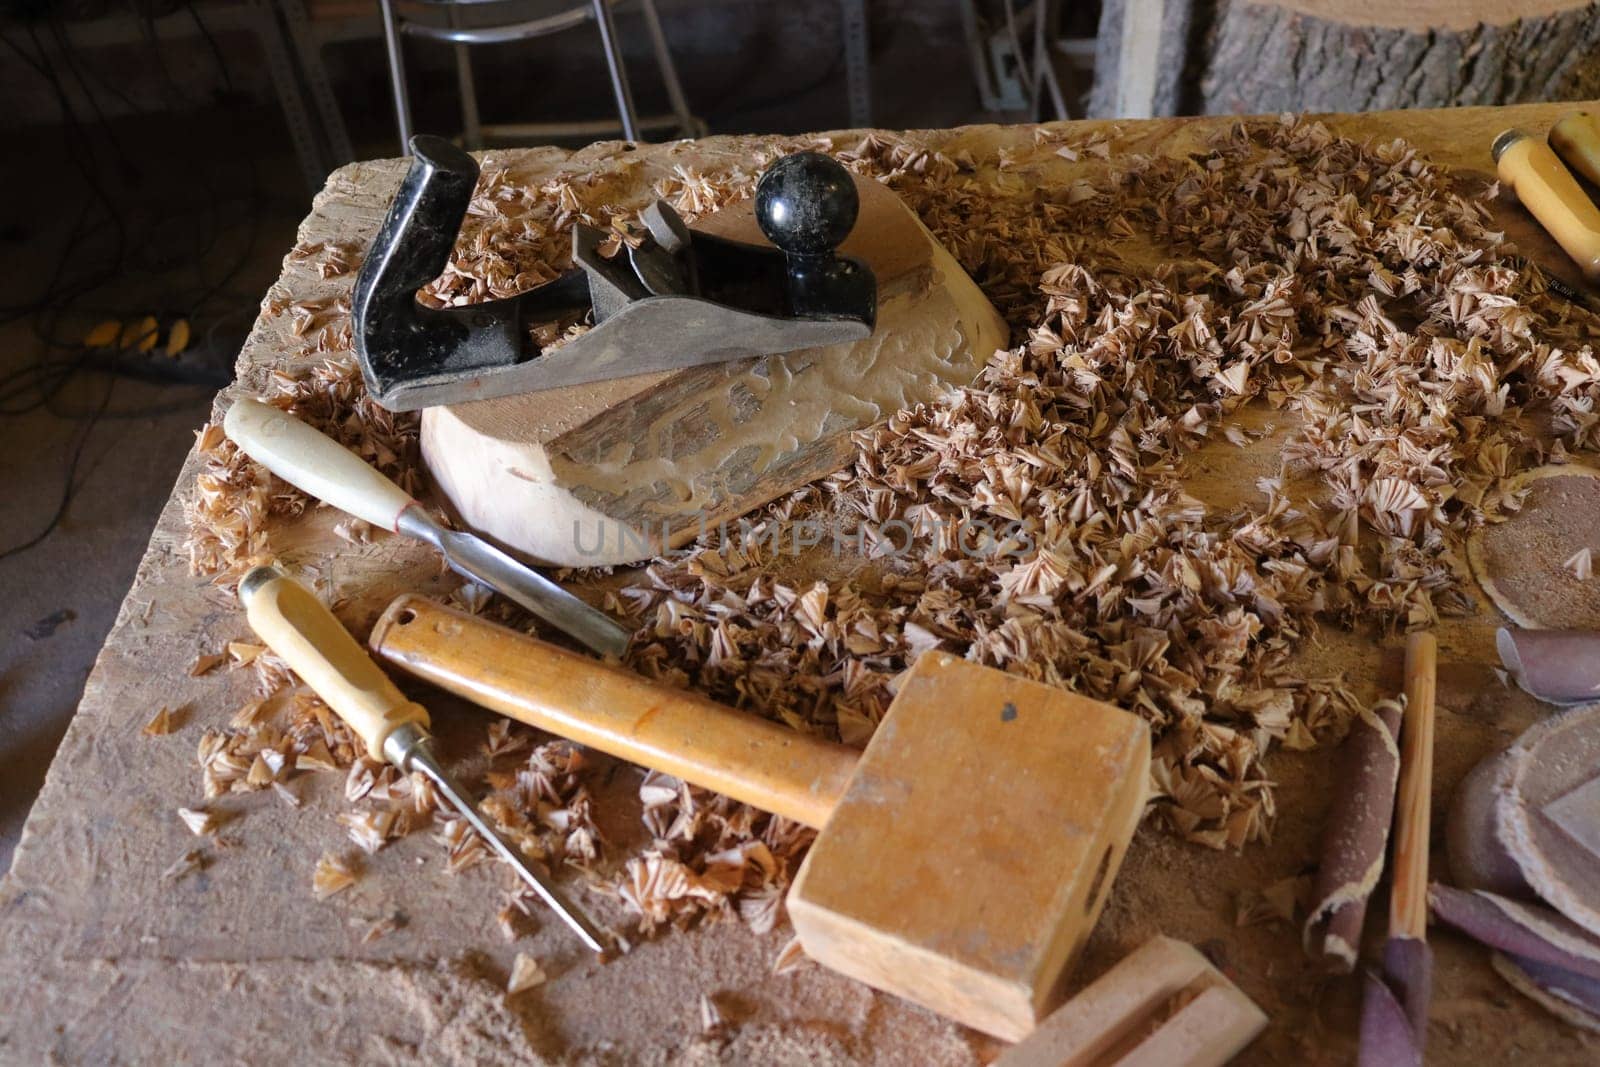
[352,135,481,391]
[754,151,859,259]
[754,152,874,326]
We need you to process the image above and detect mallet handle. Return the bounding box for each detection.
[369,595,858,830]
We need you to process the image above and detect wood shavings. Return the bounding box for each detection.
[435,814,491,874]
[506,953,546,994]
[496,901,528,943]
[772,935,809,975]
[313,851,360,899]
[698,994,726,1038]
[163,848,205,882]
[177,806,220,837]
[228,699,268,729]
[1237,874,1309,928]
[296,737,339,772]
[467,736,601,875]
[450,582,495,615]
[227,641,266,666]
[1566,548,1593,580]
[610,117,1600,862]
[344,758,385,802]
[188,652,226,677]
[339,808,401,854]
[332,516,374,545]
[604,771,811,933]
[288,238,364,279]
[483,719,530,760]
[142,706,179,736]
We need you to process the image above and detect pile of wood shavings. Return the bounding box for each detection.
[615,117,1598,858]
[179,116,1600,938]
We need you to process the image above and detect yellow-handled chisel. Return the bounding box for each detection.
[238,564,610,954]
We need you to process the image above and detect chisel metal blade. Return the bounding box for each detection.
[400,509,630,659]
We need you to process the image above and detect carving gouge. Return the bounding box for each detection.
[238,565,611,954]
[1550,111,1600,187]
[1493,129,1600,286]
[223,398,628,658]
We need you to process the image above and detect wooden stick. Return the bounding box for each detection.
[1389,631,1437,941]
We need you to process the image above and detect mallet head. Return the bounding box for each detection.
[786,652,1151,1040]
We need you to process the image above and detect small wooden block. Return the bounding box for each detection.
[786,652,1151,1041]
[421,176,1008,566]
[993,936,1267,1067]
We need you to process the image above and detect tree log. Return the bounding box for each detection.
[1091,0,1600,117]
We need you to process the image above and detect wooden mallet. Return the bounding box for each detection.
[370,595,1152,1040]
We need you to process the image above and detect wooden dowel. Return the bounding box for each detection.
[1389,631,1437,941]
[368,595,861,830]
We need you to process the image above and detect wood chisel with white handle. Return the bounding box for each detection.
[238,564,611,953]
[223,397,628,658]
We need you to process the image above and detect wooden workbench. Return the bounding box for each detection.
[2,102,1598,1064]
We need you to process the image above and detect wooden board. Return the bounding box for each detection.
[1,101,1598,1065]
[423,176,1008,566]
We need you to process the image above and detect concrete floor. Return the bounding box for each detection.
[0,19,1002,875]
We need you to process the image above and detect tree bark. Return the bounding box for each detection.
[1091,0,1600,117]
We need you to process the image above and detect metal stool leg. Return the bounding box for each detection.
[1029,0,1068,120]
[636,0,698,137]
[448,5,483,149]
[589,0,640,141]
[378,0,415,152]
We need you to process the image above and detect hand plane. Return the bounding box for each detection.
[353,135,877,411]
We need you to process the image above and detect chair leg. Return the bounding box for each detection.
[636,0,698,137]
[377,0,414,153]
[590,0,640,141]
[448,5,483,149]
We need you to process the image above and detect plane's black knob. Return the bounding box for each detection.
[755,151,858,258]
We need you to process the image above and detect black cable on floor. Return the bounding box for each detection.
[0,371,116,564]
[0,3,270,558]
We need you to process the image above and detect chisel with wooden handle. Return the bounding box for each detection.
[1493,129,1600,286]
[238,565,611,954]
[223,397,628,658]
[1550,111,1600,187]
